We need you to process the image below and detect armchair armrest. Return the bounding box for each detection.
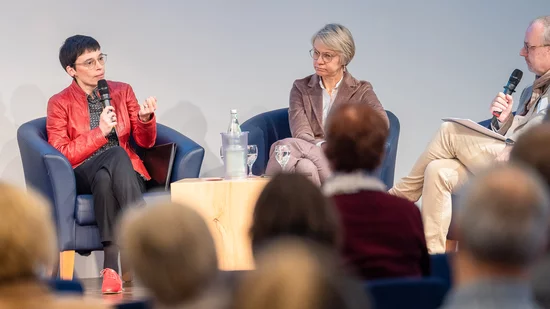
[155,123,204,182]
[17,118,78,250]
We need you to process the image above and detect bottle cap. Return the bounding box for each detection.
[230,109,237,114]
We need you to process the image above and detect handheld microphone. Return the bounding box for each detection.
[97,79,117,137]
[97,79,112,107]
[492,69,523,119]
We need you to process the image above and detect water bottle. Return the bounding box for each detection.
[223,109,247,179]
[228,109,242,134]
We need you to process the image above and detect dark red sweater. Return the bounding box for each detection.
[331,190,430,280]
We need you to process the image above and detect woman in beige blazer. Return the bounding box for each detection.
[266,23,388,186]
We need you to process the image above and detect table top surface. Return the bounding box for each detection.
[173,176,271,184]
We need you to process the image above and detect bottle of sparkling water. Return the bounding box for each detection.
[228,109,242,134]
[224,109,246,179]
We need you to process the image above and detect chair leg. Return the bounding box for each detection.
[59,251,75,280]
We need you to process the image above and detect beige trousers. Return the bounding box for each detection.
[389,122,506,253]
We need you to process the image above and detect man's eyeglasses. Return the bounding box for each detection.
[523,42,550,54]
[73,53,108,69]
[310,49,337,63]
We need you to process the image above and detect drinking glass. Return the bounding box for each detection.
[274,145,291,171]
[247,145,258,177]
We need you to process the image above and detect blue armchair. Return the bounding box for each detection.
[365,278,448,309]
[17,117,205,279]
[240,108,400,188]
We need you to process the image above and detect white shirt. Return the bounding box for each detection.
[317,76,343,146]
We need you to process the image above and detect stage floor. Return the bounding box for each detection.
[81,278,148,305]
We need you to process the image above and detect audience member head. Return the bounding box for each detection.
[510,123,550,190]
[454,164,549,282]
[233,237,370,309]
[324,103,389,174]
[0,182,56,281]
[119,202,218,307]
[250,173,340,255]
[522,16,550,76]
[311,24,355,76]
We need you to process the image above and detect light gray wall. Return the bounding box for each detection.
[0,0,546,277]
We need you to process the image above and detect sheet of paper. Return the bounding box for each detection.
[441,117,506,141]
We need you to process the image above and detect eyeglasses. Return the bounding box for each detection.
[523,42,550,54]
[309,49,337,63]
[73,53,108,69]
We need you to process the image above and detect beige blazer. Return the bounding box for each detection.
[288,72,389,145]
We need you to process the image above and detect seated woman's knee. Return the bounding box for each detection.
[107,147,134,170]
[93,169,112,192]
[107,146,129,159]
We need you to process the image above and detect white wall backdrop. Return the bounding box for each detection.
[0,0,547,277]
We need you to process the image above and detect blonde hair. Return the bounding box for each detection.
[233,238,369,309]
[119,202,218,306]
[0,182,56,281]
[311,24,356,67]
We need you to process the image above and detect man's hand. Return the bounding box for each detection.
[139,96,157,122]
[490,92,514,123]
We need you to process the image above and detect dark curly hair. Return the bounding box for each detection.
[324,104,389,173]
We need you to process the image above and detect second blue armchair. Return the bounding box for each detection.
[240,108,400,188]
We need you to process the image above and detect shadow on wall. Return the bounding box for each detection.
[0,84,47,186]
[159,101,224,178]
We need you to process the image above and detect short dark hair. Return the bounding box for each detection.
[324,104,389,173]
[59,35,100,70]
[250,174,341,255]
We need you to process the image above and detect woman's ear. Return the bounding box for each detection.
[65,65,76,78]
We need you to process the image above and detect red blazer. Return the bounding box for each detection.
[331,191,430,280]
[46,80,156,180]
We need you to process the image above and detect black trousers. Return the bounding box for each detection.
[75,146,146,243]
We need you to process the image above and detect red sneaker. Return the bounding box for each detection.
[100,268,123,294]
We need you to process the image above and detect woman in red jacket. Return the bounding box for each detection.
[46,35,158,294]
[323,103,430,280]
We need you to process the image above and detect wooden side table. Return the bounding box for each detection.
[171,177,269,270]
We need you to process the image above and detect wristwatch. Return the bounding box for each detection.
[505,138,515,146]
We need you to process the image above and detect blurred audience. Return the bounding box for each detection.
[510,123,550,308]
[250,173,341,256]
[119,201,226,309]
[232,237,370,309]
[441,164,548,309]
[0,182,106,309]
[323,103,430,279]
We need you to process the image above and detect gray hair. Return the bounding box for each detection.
[532,16,550,44]
[456,163,550,266]
[311,24,355,67]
